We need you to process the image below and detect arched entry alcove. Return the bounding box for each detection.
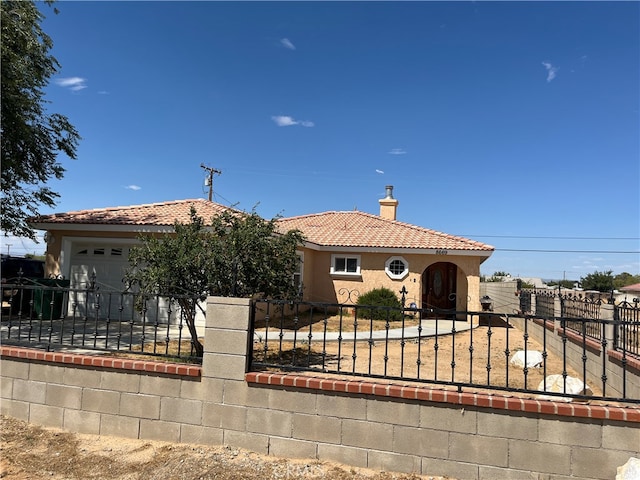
[422,262,457,313]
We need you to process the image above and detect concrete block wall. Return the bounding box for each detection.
[1,295,639,480]
[480,281,520,314]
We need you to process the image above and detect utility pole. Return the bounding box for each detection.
[200,164,222,202]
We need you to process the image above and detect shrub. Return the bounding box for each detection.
[356,287,403,321]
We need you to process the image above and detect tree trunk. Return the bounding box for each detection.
[179,298,204,358]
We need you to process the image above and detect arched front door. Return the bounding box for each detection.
[422,262,457,312]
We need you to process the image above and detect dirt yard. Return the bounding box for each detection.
[254,319,599,397]
[0,415,453,480]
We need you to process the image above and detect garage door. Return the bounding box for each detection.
[68,243,135,319]
[69,243,133,292]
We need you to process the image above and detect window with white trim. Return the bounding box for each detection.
[385,256,409,280]
[293,251,304,293]
[330,254,361,276]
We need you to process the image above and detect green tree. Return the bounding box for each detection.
[126,208,305,357]
[580,270,614,292]
[547,280,576,289]
[613,272,640,290]
[1,1,80,239]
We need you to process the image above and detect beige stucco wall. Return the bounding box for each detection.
[299,248,484,311]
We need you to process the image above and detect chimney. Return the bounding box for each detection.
[379,185,399,220]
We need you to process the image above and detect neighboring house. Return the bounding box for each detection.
[618,283,640,303]
[31,186,494,313]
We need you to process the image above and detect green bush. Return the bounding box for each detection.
[356,287,403,321]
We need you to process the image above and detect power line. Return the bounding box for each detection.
[459,234,639,240]
[496,248,639,254]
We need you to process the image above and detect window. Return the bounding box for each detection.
[385,256,408,280]
[331,254,361,276]
[293,252,304,293]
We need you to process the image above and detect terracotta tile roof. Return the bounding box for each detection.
[620,283,640,292]
[31,199,233,227]
[277,211,494,252]
[32,199,493,252]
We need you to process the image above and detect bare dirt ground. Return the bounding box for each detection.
[0,415,452,480]
[255,318,599,397]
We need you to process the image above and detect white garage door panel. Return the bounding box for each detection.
[68,243,134,319]
[70,244,131,291]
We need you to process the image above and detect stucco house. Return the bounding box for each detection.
[31,186,494,312]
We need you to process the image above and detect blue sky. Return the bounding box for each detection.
[3,1,639,282]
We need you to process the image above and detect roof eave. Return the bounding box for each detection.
[300,242,494,257]
[29,222,177,234]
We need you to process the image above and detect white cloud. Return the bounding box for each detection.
[124,185,141,191]
[375,169,384,174]
[272,116,297,126]
[388,148,407,155]
[55,77,88,91]
[280,38,296,51]
[541,62,558,82]
[271,115,314,127]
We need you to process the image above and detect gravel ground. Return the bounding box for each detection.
[0,415,454,480]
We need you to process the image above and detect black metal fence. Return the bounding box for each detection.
[1,277,203,362]
[249,298,640,404]
[615,298,640,357]
[533,290,555,318]
[519,289,640,357]
[560,293,602,341]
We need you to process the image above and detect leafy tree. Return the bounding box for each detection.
[547,280,576,289]
[580,270,614,292]
[613,272,640,290]
[126,207,305,356]
[1,1,80,239]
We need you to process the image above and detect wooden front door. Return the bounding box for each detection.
[422,262,457,312]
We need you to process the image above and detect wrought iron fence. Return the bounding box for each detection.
[534,290,555,319]
[521,288,640,353]
[560,293,603,341]
[1,276,203,362]
[615,298,640,357]
[249,298,639,404]
[519,289,532,315]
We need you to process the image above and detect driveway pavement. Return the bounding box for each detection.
[254,318,476,342]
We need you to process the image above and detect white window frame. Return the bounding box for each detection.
[330,254,361,276]
[385,256,409,280]
[293,251,304,293]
